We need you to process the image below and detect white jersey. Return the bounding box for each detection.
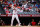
[12,7,18,15]
[11,4,20,15]
[13,10,17,15]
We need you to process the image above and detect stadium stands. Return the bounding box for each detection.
[0,0,40,14]
[0,0,40,26]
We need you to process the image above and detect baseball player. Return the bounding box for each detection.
[11,5,21,26]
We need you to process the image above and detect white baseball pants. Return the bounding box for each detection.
[11,14,21,26]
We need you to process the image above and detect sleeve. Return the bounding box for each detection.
[11,4,14,9]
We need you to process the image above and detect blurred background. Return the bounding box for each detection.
[0,0,40,26]
[0,0,40,14]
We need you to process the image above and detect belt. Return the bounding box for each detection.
[13,9,15,10]
[13,14,16,15]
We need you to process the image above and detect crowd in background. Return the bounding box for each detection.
[0,0,40,26]
[0,18,40,26]
[0,18,5,26]
[0,0,40,14]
